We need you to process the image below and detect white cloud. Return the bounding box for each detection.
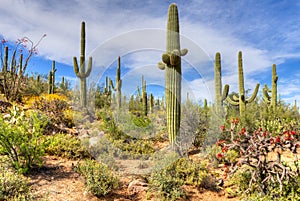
[1,0,300,103]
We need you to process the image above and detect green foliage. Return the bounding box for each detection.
[75,159,118,197]
[23,74,48,97]
[149,158,215,200]
[94,85,111,109]
[27,94,73,128]
[0,165,31,200]
[0,107,46,173]
[44,134,90,159]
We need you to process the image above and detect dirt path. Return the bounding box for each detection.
[27,156,240,201]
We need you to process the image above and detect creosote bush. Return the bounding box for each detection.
[148,157,216,200]
[0,107,47,173]
[74,159,118,197]
[26,94,73,128]
[0,166,31,200]
[44,133,90,159]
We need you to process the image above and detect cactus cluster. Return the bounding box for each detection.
[226,51,260,117]
[157,3,188,145]
[214,52,229,116]
[73,21,92,108]
[48,61,56,94]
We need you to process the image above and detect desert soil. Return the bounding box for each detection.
[27,155,241,201]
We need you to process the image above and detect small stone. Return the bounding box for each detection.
[127,179,148,195]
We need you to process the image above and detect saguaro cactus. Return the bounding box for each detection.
[158,3,187,145]
[214,52,229,116]
[73,21,92,108]
[142,75,147,116]
[149,93,154,113]
[262,64,278,110]
[48,60,56,94]
[110,56,122,109]
[226,51,260,117]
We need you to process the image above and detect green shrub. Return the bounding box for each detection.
[26,94,73,128]
[0,107,47,173]
[75,159,118,197]
[148,158,215,200]
[0,165,31,200]
[44,134,90,159]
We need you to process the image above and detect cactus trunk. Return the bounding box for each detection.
[73,21,92,108]
[158,3,187,145]
[271,64,278,110]
[226,51,259,117]
[214,52,229,116]
[142,75,147,116]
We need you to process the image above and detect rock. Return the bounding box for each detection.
[127,179,148,195]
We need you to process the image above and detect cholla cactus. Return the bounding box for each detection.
[73,21,92,108]
[157,3,187,145]
[226,51,259,117]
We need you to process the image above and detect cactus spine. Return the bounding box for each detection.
[73,21,92,108]
[226,51,260,117]
[214,52,229,115]
[110,56,122,109]
[157,3,187,145]
[48,60,56,94]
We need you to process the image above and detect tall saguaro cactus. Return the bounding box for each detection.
[214,52,229,116]
[110,56,122,109]
[262,64,278,110]
[158,3,188,145]
[48,60,56,94]
[73,21,92,108]
[142,75,147,116]
[226,51,260,117]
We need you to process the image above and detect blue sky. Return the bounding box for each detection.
[0,0,300,105]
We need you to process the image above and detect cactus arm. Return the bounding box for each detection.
[262,84,271,103]
[158,62,166,70]
[73,57,80,76]
[226,96,240,106]
[84,57,92,77]
[245,84,260,103]
[221,84,229,101]
[180,49,188,56]
[232,94,240,101]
